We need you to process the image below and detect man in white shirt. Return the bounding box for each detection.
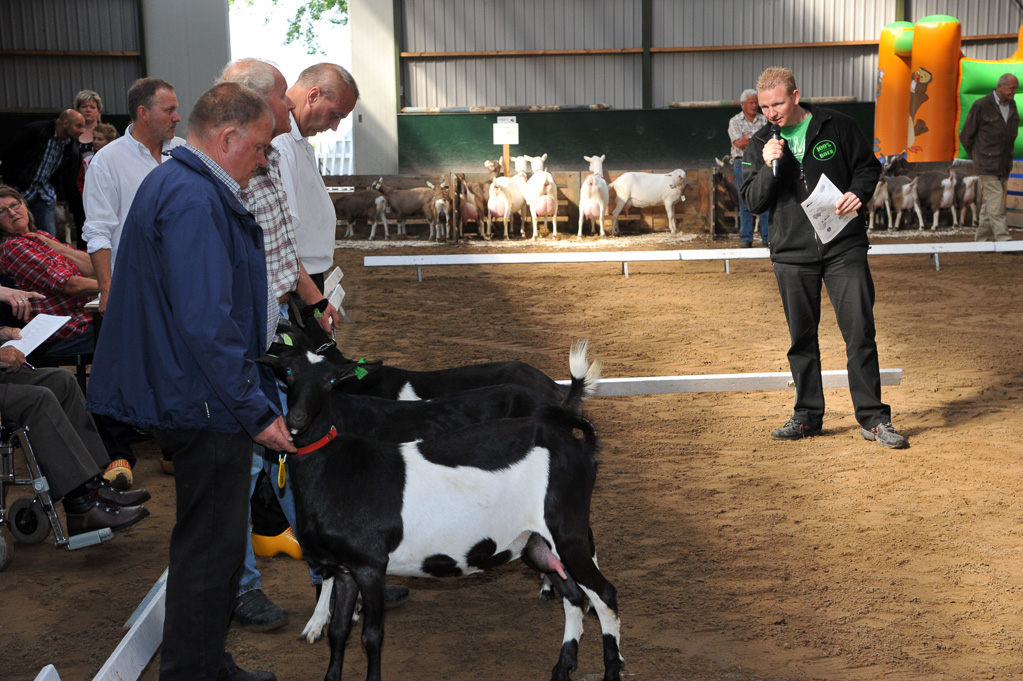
[83,78,185,314]
[276,63,359,331]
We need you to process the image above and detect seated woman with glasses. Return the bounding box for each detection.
[0,184,98,357]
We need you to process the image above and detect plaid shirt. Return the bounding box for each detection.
[728,111,768,160]
[0,233,91,339]
[242,144,301,348]
[185,144,242,200]
[23,134,70,204]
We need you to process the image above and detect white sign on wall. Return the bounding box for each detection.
[493,122,519,145]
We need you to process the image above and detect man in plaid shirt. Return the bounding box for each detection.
[0,110,86,237]
[219,58,340,633]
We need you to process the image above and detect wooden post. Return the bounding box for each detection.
[503,143,510,176]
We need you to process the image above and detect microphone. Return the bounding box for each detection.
[771,125,781,177]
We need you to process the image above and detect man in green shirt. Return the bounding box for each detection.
[739,66,908,449]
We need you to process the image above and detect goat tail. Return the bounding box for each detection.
[562,339,602,412]
[540,405,599,455]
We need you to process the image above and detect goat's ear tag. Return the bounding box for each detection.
[278,454,286,488]
[314,309,324,319]
[281,335,294,347]
[354,366,368,380]
[426,181,434,189]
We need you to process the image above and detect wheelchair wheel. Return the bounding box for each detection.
[0,525,12,570]
[9,497,50,544]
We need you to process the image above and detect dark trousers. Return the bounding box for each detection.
[0,367,108,499]
[153,428,253,681]
[772,246,890,429]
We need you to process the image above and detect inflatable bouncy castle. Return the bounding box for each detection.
[873,16,1023,162]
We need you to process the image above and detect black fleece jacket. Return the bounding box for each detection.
[739,104,881,264]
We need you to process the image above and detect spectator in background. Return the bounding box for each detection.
[78,123,118,194]
[278,63,356,324]
[74,90,104,161]
[83,78,184,315]
[960,72,1019,243]
[86,81,291,681]
[93,123,117,151]
[0,339,150,536]
[729,88,770,247]
[0,109,86,236]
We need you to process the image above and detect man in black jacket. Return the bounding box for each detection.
[960,72,1019,243]
[740,66,908,449]
[0,110,86,237]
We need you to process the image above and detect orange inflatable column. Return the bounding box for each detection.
[907,15,962,162]
[874,22,914,158]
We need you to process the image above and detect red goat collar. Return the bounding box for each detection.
[295,426,338,455]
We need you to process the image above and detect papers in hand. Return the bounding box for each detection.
[1,314,71,355]
[800,173,856,244]
[322,266,349,323]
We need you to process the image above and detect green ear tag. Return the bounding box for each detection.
[282,335,294,347]
[354,366,368,380]
[314,309,325,319]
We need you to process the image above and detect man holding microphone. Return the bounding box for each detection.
[739,66,908,449]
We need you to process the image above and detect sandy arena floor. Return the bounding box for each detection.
[4,222,1023,681]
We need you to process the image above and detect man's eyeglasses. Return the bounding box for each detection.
[0,201,23,219]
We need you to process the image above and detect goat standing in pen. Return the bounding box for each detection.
[257,341,624,681]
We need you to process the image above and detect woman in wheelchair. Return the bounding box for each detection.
[0,185,97,357]
[0,338,149,535]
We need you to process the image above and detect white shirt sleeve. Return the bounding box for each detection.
[82,155,119,254]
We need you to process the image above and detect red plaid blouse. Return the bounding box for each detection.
[0,233,91,339]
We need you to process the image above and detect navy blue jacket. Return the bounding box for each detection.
[739,105,881,264]
[86,146,279,436]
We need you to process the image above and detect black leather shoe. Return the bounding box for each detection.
[217,656,276,681]
[385,585,410,610]
[87,477,151,507]
[65,499,149,536]
[233,589,289,632]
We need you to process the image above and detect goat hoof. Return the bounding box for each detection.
[537,587,558,602]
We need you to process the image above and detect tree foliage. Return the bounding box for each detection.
[231,0,348,55]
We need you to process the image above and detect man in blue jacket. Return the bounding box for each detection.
[87,82,295,681]
[740,67,908,449]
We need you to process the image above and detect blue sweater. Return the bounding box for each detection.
[87,146,279,436]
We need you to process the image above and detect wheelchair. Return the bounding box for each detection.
[0,418,113,571]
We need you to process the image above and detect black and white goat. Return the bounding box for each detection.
[290,301,595,406]
[258,350,624,681]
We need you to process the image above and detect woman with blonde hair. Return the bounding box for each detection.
[73,89,103,157]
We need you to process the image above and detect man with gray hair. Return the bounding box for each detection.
[960,72,1019,242]
[278,63,359,307]
[728,88,770,247]
[87,81,294,681]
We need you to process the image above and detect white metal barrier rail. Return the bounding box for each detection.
[363,240,1023,281]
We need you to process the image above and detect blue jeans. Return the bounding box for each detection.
[25,194,56,238]
[238,304,322,598]
[734,159,770,245]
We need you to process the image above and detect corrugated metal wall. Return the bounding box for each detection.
[652,0,895,103]
[401,0,641,108]
[398,0,1023,109]
[0,0,143,114]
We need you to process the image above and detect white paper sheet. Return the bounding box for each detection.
[322,266,343,296]
[1,314,71,355]
[326,282,345,310]
[800,173,857,244]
